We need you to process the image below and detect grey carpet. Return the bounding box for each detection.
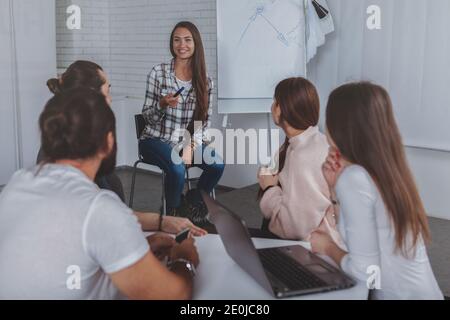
[116,166,450,297]
[427,218,450,297]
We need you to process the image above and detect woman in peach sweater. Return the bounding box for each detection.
[258,78,341,243]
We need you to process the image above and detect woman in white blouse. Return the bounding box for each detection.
[310,82,443,300]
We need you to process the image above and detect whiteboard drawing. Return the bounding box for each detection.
[218,0,306,99]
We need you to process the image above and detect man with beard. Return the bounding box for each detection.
[0,88,199,299]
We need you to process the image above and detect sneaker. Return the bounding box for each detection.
[164,195,189,217]
[187,201,209,225]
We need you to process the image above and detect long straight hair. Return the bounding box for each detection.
[275,77,320,172]
[326,82,430,256]
[258,77,320,198]
[170,21,209,127]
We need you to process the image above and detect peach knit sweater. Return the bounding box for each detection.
[260,126,341,243]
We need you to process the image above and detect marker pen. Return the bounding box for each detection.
[173,86,185,97]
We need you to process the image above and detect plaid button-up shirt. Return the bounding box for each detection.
[141,59,213,147]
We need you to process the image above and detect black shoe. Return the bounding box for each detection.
[187,201,209,225]
[163,195,189,217]
[185,188,203,205]
[184,198,216,232]
[184,188,209,224]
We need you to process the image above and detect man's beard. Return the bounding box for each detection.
[96,141,117,177]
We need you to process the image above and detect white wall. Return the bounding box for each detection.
[0,0,18,185]
[0,0,56,185]
[13,0,57,169]
[405,148,450,220]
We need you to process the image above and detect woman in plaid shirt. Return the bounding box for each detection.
[140,22,225,224]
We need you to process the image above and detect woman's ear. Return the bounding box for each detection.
[325,128,337,149]
[106,132,115,154]
[272,102,282,125]
[100,132,115,159]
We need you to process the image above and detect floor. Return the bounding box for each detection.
[116,167,450,298]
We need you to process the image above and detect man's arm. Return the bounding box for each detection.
[110,237,199,300]
[109,251,193,300]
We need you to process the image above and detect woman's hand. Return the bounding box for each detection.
[162,216,208,237]
[160,93,180,109]
[322,147,346,190]
[257,167,279,191]
[310,229,347,266]
[324,204,337,228]
[147,233,176,261]
[310,230,334,256]
[182,145,193,166]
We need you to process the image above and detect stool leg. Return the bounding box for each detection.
[129,160,141,208]
[186,168,192,191]
[211,188,216,200]
[161,172,167,216]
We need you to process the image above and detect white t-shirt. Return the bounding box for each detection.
[0,164,150,299]
[175,77,192,100]
[336,165,443,300]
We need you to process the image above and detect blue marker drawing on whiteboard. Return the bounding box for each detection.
[238,0,301,47]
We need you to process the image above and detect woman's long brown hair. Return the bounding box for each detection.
[258,77,320,198]
[170,21,209,132]
[326,82,430,256]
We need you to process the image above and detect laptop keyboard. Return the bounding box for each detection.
[258,248,328,291]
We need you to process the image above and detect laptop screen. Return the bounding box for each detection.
[202,191,273,293]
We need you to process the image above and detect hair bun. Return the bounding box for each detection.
[41,113,71,154]
[47,78,62,94]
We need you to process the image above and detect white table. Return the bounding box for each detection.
[192,234,368,300]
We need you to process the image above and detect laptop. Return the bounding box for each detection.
[201,192,356,299]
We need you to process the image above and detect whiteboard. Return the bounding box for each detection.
[217,0,306,112]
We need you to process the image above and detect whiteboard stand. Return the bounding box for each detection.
[218,98,274,155]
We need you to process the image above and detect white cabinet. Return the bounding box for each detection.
[0,0,56,185]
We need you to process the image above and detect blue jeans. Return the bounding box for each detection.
[139,138,225,208]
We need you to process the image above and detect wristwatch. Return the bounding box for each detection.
[330,198,340,206]
[167,258,197,278]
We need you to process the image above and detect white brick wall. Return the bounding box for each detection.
[108,0,217,99]
[56,0,111,73]
[56,0,216,97]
